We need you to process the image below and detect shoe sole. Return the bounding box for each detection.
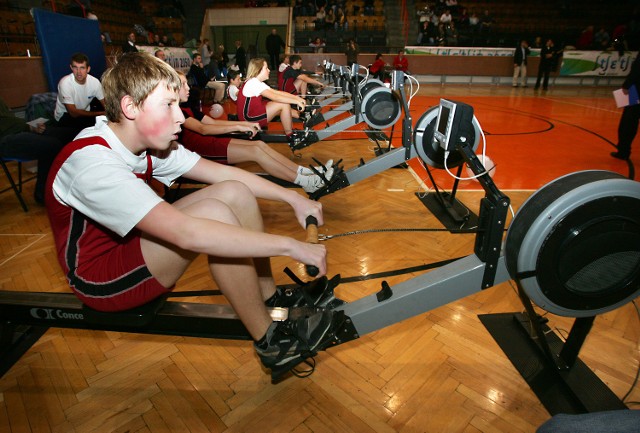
[269,310,338,382]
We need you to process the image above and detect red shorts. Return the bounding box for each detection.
[182,132,231,164]
[72,234,170,312]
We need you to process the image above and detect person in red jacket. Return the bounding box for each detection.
[393,49,409,73]
[369,53,388,81]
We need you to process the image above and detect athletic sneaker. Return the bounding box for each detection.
[265,276,341,308]
[255,310,336,378]
[299,159,333,175]
[301,166,334,193]
[288,128,319,150]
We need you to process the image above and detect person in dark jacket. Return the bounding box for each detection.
[265,28,285,70]
[512,39,530,87]
[611,53,640,160]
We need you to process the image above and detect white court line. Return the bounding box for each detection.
[0,233,47,267]
[539,96,621,114]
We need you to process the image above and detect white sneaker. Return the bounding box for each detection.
[302,166,335,193]
[301,159,334,175]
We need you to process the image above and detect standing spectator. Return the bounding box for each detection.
[611,53,640,160]
[535,38,560,91]
[122,31,138,53]
[513,39,530,87]
[393,49,409,74]
[335,6,348,31]
[200,39,213,68]
[234,40,247,76]
[265,28,285,70]
[217,44,229,78]
[54,52,105,132]
[345,39,359,67]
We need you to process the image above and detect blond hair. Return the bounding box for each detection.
[101,52,181,122]
[245,57,267,80]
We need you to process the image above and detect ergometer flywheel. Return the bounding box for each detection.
[505,170,640,317]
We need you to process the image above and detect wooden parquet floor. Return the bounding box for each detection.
[0,85,638,432]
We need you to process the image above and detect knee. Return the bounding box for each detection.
[211,179,254,202]
[253,140,270,154]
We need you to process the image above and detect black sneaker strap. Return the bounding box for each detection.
[283,267,305,286]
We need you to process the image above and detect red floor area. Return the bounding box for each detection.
[313,93,633,191]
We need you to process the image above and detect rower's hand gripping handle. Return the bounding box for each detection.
[305,215,320,277]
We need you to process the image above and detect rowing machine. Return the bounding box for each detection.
[291,64,403,151]
[308,70,480,200]
[2,101,638,404]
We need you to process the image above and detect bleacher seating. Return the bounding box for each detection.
[0,0,185,58]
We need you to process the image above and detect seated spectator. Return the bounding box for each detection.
[417,20,438,46]
[189,53,225,104]
[363,0,375,16]
[576,25,595,50]
[439,9,453,25]
[278,53,291,89]
[1,96,76,204]
[442,22,458,46]
[154,49,166,61]
[369,53,388,81]
[226,70,242,102]
[594,26,610,50]
[468,11,480,32]
[479,10,494,33]
[315,6,326,28]
[309,37,326,53]
[393,49,409,74]
[54,52,105,133]
[176,71,333,193]
[325,8,336,29]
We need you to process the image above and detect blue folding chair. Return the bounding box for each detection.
[0,156,33,212]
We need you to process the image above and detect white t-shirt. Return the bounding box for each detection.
[228,83,239,101]
[278,62,289,73]
[54,73,105,121]
[52,116,200,237]
[241,77,270,97]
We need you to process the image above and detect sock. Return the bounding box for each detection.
[294,172,311,188]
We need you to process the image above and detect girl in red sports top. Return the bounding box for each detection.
[236,57,306,137]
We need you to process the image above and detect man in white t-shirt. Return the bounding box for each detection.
[54,52,105,133]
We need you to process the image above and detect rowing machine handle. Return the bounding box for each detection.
[305,215,319,277]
